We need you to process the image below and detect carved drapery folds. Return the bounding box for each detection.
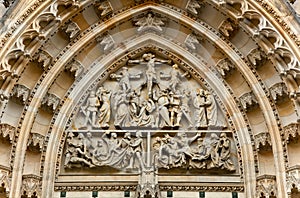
[76,53,227,130]
[134,12,166,33]
[0,123,16,143]
[63,131,236,173]
[283,123,300,144]
[254,132,272,152]
[256,175,277,198]
[21,175,41,198]
[12,84,31,104]
[153,132,236,171]
[239,92,258,111]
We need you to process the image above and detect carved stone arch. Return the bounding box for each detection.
[39,32,255,197]
[1,1,300,198]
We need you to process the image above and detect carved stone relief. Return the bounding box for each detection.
[287,165,300,194]
[12,84,31,104]
[63,131,237,173]
[0,167,10,197]
[0,123,16,143]
[41,93,60,112]
[74,53,227,130]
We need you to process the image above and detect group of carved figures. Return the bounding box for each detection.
[64,131,146,170]
[81,53,226,129]
[153,132,235,171]
[64,131,235,172]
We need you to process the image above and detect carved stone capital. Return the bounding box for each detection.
[186,0,203,15]
[215,58,235,77]
[239,92,258,111]
[22,174,41,198]
[27,133,45,152]
[65,59,84,78]
[269,82,288,102]
[254,132,272,152]
[256,175,277,198]
[94,0,113,16]
[218,19,236,37]
[42,93,60,112]
[62,21,81,40]
[0,123,16,143]
[134,12,166,33]
[247,48,266,68]
[12,84,31,104]
[185,33,202,50]
[96,33,115,51]
[283,123,300,144]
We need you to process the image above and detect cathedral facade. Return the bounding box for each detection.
[0,0,300,197]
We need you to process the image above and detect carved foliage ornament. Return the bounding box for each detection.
[12,84,31,104]
[254,132,272,151]
[65,59,83,78]
[27,133,45,151]
[239,92,258,110]
[283,123,300,144]
[269,82,288,102]
[21,175,41,198]
[215,58,235,77]
[41,93,60,111]
[0,123,16,143]
[256,175,277,198]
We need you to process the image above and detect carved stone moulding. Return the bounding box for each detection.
[254,132,272,152]
[282,123,300,144]
[54,184,137,191]
[159,184,244,192]
[287,165,300,194]
[256,174,277,198]
[21,174,42,198]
